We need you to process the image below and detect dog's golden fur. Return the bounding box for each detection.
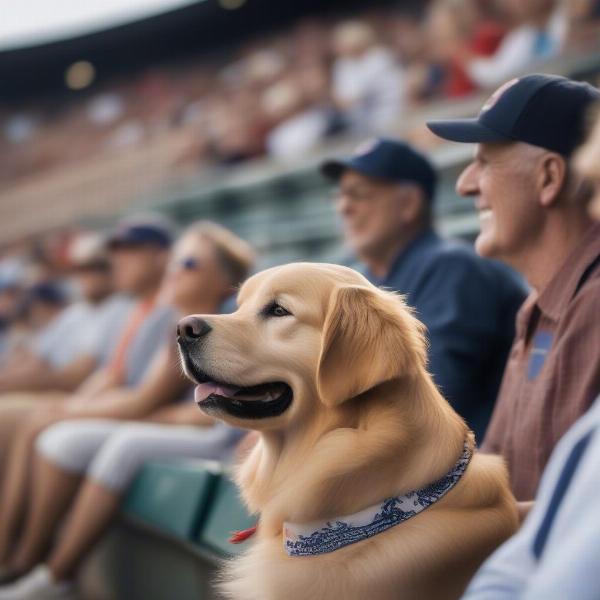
[181,263,518,600]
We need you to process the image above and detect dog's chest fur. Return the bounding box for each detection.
[218,521,476,600]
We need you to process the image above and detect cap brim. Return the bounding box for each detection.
[106,236,133,249]
[107,235,170,249]
[320,158,390,182]
[426,118,511,144]
[320,159,352,181]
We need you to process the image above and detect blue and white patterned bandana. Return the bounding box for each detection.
[283,439,473,557]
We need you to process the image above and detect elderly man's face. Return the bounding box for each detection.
[335,170,417,258]
[574,120,600,222]
[456,142,545,264]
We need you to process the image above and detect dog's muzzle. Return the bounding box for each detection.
[177,316,293,420]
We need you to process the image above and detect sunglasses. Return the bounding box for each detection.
[169,256,202,272]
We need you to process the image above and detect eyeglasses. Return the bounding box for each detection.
[72,261,111,273]
[330,186,374,203]
[168,256,201,272]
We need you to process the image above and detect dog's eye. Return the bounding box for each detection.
[263,302,291,318]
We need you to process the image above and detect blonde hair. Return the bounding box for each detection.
[184,221,255,287]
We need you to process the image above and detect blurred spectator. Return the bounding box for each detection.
[23,284,67,329]
[331,20,405,133]
[93,214,176,388]
[0,262,25,362]
[2,1,599,188]
[321,138,527,441]
[1,283,69,363]
[466,0,568,88]
[461,118,600,599]
[428,74,600,501]
[565,0,600,47]
[86,93,125,127]
[0,214,175,476]
[262,79,332,160]
[207,94,265,166]
[426,0,506,97]
[243,49,287,90]
[0,222,255,599]
[0,233,122,394]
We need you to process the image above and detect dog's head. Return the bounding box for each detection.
[177,263,427,430]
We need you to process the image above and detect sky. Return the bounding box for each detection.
[0,0,201,50]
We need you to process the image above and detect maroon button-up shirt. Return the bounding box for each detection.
[482,222,600,501]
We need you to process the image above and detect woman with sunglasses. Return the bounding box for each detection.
[0,222,255,600]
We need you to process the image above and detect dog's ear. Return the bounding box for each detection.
[317,285,427,406]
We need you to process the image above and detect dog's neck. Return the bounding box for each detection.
[236,372,469,535]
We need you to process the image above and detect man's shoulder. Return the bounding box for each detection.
[424,235,475,262]
[35,302,85,342]
[420,234,520,282]
[563,276,600,322]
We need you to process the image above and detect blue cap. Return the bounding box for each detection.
[427,74,600,157]
[107,215,175,250]
[320,138,438,201]
[27,282,68,306]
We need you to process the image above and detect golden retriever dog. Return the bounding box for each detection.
[177,263,518,600]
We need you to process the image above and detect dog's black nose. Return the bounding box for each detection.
[177,316,212,341]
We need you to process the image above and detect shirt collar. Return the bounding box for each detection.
[536,222,600,322]
[369,228,438,286]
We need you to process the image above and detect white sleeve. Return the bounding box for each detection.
[79,296,130,361]
[467,28,536,89]
[521,433,600,600]
[464,404,600,599]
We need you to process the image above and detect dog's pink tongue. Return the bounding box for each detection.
[195,382,240,402]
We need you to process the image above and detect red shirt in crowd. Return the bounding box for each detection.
[445,21,506,98]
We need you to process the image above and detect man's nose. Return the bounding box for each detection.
[456,162,479,198]
[335,193,354,217]
[177,316,212,341]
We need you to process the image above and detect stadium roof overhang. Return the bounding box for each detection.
[0,0,205,51]
[0,0,377,102]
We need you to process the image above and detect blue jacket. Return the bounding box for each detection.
[366,230,527,442]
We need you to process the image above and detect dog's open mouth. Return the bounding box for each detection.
[195,380,293,420]
[179,349,293,419]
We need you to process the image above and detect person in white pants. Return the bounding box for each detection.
[0,221,255,600]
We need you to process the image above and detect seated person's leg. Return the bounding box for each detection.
[0,393,67,477]
[0,420,118,575]
[47,421,240,581]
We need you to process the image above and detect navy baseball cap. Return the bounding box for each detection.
[27,282,68,306]
[427,74,600,157]
[320,138,437,201]
[107,215,175,250]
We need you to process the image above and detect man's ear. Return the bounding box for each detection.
[397,184,426,224]
[316,285,428,407]
[538,153,567,208]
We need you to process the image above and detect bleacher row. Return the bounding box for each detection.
[145,50,600,268]
[79,460,254,600]
[148,143,479,270]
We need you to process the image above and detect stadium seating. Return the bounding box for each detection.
[137,50,600,268]
[80,460,256,599]
[123,460,222,540]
